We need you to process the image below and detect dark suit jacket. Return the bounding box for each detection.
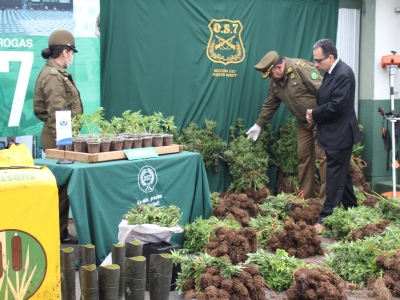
[312,59,361,150]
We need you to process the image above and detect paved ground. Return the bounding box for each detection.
[0,9,73,35]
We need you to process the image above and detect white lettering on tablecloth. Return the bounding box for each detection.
[136,194,162,206]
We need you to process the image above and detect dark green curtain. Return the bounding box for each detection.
[100,0,339,192]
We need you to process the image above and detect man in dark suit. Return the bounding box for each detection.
[306,39,361,233]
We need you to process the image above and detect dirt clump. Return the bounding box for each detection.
[290,198,322,225]
[183,264,268,300]
[276,172,294,194]
[206,226,258,264]
[367,277,394,300]
[266,220,324,258]
[361,194,379,208]
[367,249,400,298]
[286,267,347,300]
[350,165,373,193]
[349,220,391,241]
[212,193,264,226]
[245,186,272,204]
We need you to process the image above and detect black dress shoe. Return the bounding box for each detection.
[60,234,78,244]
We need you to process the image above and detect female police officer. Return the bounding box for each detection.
[34,29,83,244]
[34,29,83,150]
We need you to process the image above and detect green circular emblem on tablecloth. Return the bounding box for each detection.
[310,71,319,80]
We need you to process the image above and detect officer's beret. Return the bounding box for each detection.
[254,51,278,78]
[48,29,78,53]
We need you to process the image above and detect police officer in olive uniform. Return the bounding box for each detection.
[34,29,83,244]
[246,51,327,202]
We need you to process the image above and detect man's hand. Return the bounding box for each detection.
[306,109,314,124]
[246,124,261,141]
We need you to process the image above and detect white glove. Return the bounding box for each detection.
[246,124,261,141]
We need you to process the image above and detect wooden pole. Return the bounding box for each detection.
[125,240,142,258]
[79,244,96,295]
[112,243,125,300]
[149,253,173,300]
[61,247,76,300]
[124,256,146,300]
[80,264,98,300]
[98,264,120,300]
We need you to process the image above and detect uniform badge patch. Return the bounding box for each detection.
[310,71,319,80]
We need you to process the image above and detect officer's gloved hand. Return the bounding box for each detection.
[246,124,261,141]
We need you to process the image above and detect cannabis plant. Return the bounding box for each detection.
[182,216,241,253]
[222,119,274,192]
[172,119,227,172]
[325,225,400,285]
[271,117,299,191]
[322,205,383,240]
[246,249,305,291]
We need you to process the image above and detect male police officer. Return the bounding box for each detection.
[246,51,327,202]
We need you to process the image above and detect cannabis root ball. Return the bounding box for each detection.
[206,227,258,264]
[183,264,268,300]
[212,193,264,226]
[266,220,324,258]
[350,165,374,194]
[349,220,391,241]
[290,198,322,225]
[368,249,400,297]
[245,186,272,205]
[286,267,347,300]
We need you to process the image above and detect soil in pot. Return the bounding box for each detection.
[87,142,101,153]
[152,134,163,147]
[132,137,142,148]
[100,139,111,152]
[123,138,134,149]
[142,134,153,147]
[110,138,124,151]
[74,139,87,152]
[163,134,174,146]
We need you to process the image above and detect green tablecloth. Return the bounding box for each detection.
[35,151,211,264]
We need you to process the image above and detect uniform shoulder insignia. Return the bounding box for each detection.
[295,61,306,67]
[50,68,58,75]
[310,71,319,80]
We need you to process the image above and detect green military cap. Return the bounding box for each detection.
[48,29,78,53]
[254,51,278,79]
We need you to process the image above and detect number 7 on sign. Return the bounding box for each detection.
[0,51,34,127]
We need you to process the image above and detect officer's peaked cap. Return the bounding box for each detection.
[254,51,279,78]
[48,29,78,53]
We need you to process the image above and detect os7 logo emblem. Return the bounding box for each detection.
[0,51,34,127]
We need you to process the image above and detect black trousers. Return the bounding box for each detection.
[58,184,70,238]
[318,145,358,224]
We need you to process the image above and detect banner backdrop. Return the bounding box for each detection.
[0,0,100,152]
[100,0,339,191]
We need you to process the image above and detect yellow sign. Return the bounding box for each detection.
[0,166,61,299]
[207,19,246,65]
